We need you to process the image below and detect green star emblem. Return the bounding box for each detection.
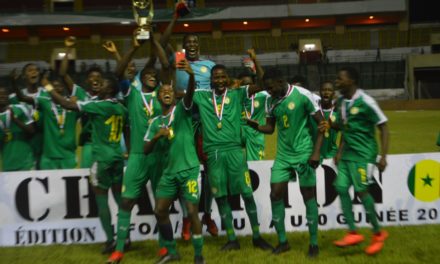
[421,174,434,187]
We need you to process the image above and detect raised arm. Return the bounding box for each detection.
[102,40,122,63]
[42,77,79,111]
[10,69,34,105]
[377,122,389,172]
[115,30,145,80]
[247,48,264,81]
[59,36,76,93]
[247,116,276,134]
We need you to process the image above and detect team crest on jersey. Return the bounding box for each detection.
[200,66,208,73]
[330,114,336,122]
[254,101,260,108]
[152,91,157,97]
[288,102,295,110]
[225,97,230,104]
[211,187,217,194]
[350,107,359,115]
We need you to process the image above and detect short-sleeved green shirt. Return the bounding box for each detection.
[241,91,268,155]
[77,99,127,162]
[335,89,387,163]
[193,87,248,153]
[144,101,199,174]
[35,97,79,159]
[124,85,162,154]
[9,88,48,158]
[72,84,96,146]
[319,108,339,160]
[0,104,34,171]
[268,85,319,163]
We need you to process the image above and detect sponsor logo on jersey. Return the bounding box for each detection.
[200,66,208,73]
[350,107,359,115]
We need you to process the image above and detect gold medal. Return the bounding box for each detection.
[168,127,174,140]
[4,130,12,142]
[325,131,329,138]
[217,122,222,129]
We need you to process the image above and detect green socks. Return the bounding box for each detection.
[271,199,286,243]
[361,194,381,233]
[115,209,131,251]
[216,197,236,241]
[95,194,114,242]
[305,198,318,246]
[337,187,356,231]
[243,195,260,239]
[192,235,204,257]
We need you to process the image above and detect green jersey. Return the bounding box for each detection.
[77,99,127,162]
[144,101,199,174]
[193,87,248,153]
[0,105,34,171]
[319,108,338,159]
[123,85,162,154]
[268,85,319,162]
[241,91,268,150]
[335,89,387,163]
[35,96,79,159]
[72,84,96,146]
[9,88,48,159]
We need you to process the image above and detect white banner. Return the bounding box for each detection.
[1,153,439,246]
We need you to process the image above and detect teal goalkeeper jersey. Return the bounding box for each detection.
[144,101,199,174]
[335,89,387,163]
[268,85,319,163]
[193,87,248,153]
[77,99,127,162]
[123,85,162,154]
[175,59,215,91]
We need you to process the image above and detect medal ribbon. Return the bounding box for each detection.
[244,95,255,119]
[340,89,360,124]
[269,84,293,113]
[140,90,154,116]
[212,90,228,123]
[0,109,11,130]
[162,105,176,128]
[51,102,66,130]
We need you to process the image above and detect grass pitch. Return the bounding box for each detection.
[264,110,440,159]
[2,225,439,264]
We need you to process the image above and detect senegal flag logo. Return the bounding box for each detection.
[407,159,439,202]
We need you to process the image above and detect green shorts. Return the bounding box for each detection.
[245,139,265,161]
[40,155,76,170]
[155,166,200,204]
[90,159,124,190]
[335,160,376,192]
[80,143,93,168]
[122,153,164,199]
[207,148,253,198]
[271,159,316,187]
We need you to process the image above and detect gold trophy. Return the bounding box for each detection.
[132,0,154,40]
